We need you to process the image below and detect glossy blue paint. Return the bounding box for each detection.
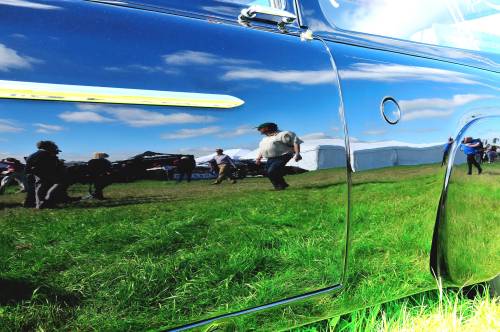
[0,0,337,160]
[0,1,498,331]
[297,1,500,73]
[0,0,348,329]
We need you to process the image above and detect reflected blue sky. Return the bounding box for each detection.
[318,0,500,54]
[331,41,499,145]
[0,1,343,161]
[0,0,498,163]
[465,117,500,144]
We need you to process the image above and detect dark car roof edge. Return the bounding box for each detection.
[85,0,500,74]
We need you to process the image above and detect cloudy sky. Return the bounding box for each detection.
[0,0,498,162]
[319,0,500,54]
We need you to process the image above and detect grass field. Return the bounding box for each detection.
[295,286,499,332]
[0,162,498,331]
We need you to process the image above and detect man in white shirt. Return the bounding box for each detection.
[209,148,237,185]
[255,122,302,190]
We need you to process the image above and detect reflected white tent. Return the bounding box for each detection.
[195,148,252,164]
[350,140,446,171]
[239,138,465,171]
[240,139,346,171]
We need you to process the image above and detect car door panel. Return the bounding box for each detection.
[224,35,499,332]
[0,1,348,330]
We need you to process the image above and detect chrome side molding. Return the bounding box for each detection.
[239,5,297,26]
[0,80,244,108]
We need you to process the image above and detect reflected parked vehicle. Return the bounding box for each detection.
[0,0,498,331]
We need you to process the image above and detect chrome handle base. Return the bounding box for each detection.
[239,5,297,27]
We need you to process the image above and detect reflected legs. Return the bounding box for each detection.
[266,153,293,189]
[466,155,482,175]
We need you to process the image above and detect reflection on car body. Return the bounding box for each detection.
[0,0,498,331]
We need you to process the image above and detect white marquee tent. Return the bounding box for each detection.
[240,139,347,171]
[238,139,467,171]
[195,148,252,164]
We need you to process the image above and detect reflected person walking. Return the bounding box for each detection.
[209,149,237,185]
[25,141,62,209]
[461,137,482,175]
[441,137,454,167]
[255,122,302,190]
[174,156,196,183]
[86,152,112,200]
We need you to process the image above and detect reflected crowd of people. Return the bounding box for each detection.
[459,136,498,175]
[2,127,496,210]
[1,141,113,209]
[0,122,306,209]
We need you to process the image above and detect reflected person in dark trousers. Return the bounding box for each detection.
[255,122,303,190]
[86,152,112,200]
[23,173,36,208]
[441,137,454,167]
[25,140,62,209]
[461,137,482,175]
[174,156,196,183]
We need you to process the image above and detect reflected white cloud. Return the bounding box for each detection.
[163,50,256,66]
[301,132,335,140]
[340,1,447,42]
[222,68,335,84]
[101,108,215,127]
[0,151,19,160]
[201,5,239,16]
[34,123,64,134]
[400,94,494,121]
[217,125,254,138]
[403,109,455,121]
[59,111,113,123]
[400,94,493,110]
[0,119,23,133]
[161,126,221,139]
[362,129,387,136]
[339,63,477,84]
[104,64,178,75]
[73,104,217,127]
[394,127,440,135]
[307,18,335,33]
[332,30,500,70]
[175,146,216,157]
[0,0,60,10]
[0,43,39,72]
[61,151,134,163]
[9,33,27,39]
[105,51,256,76]
[321,0,499,54]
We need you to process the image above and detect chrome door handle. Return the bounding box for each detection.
[239,5,297,25]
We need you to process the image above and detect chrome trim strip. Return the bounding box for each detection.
[314,35,352,286]
[293,0,304,28]
[0,80,244,108]
[166,284,343,331]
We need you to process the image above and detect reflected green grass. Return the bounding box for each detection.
[294,286,499,332]
[210,163,498,331]
[0,171,346,331]
[0,163,498,331]
[445,163,500,283]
